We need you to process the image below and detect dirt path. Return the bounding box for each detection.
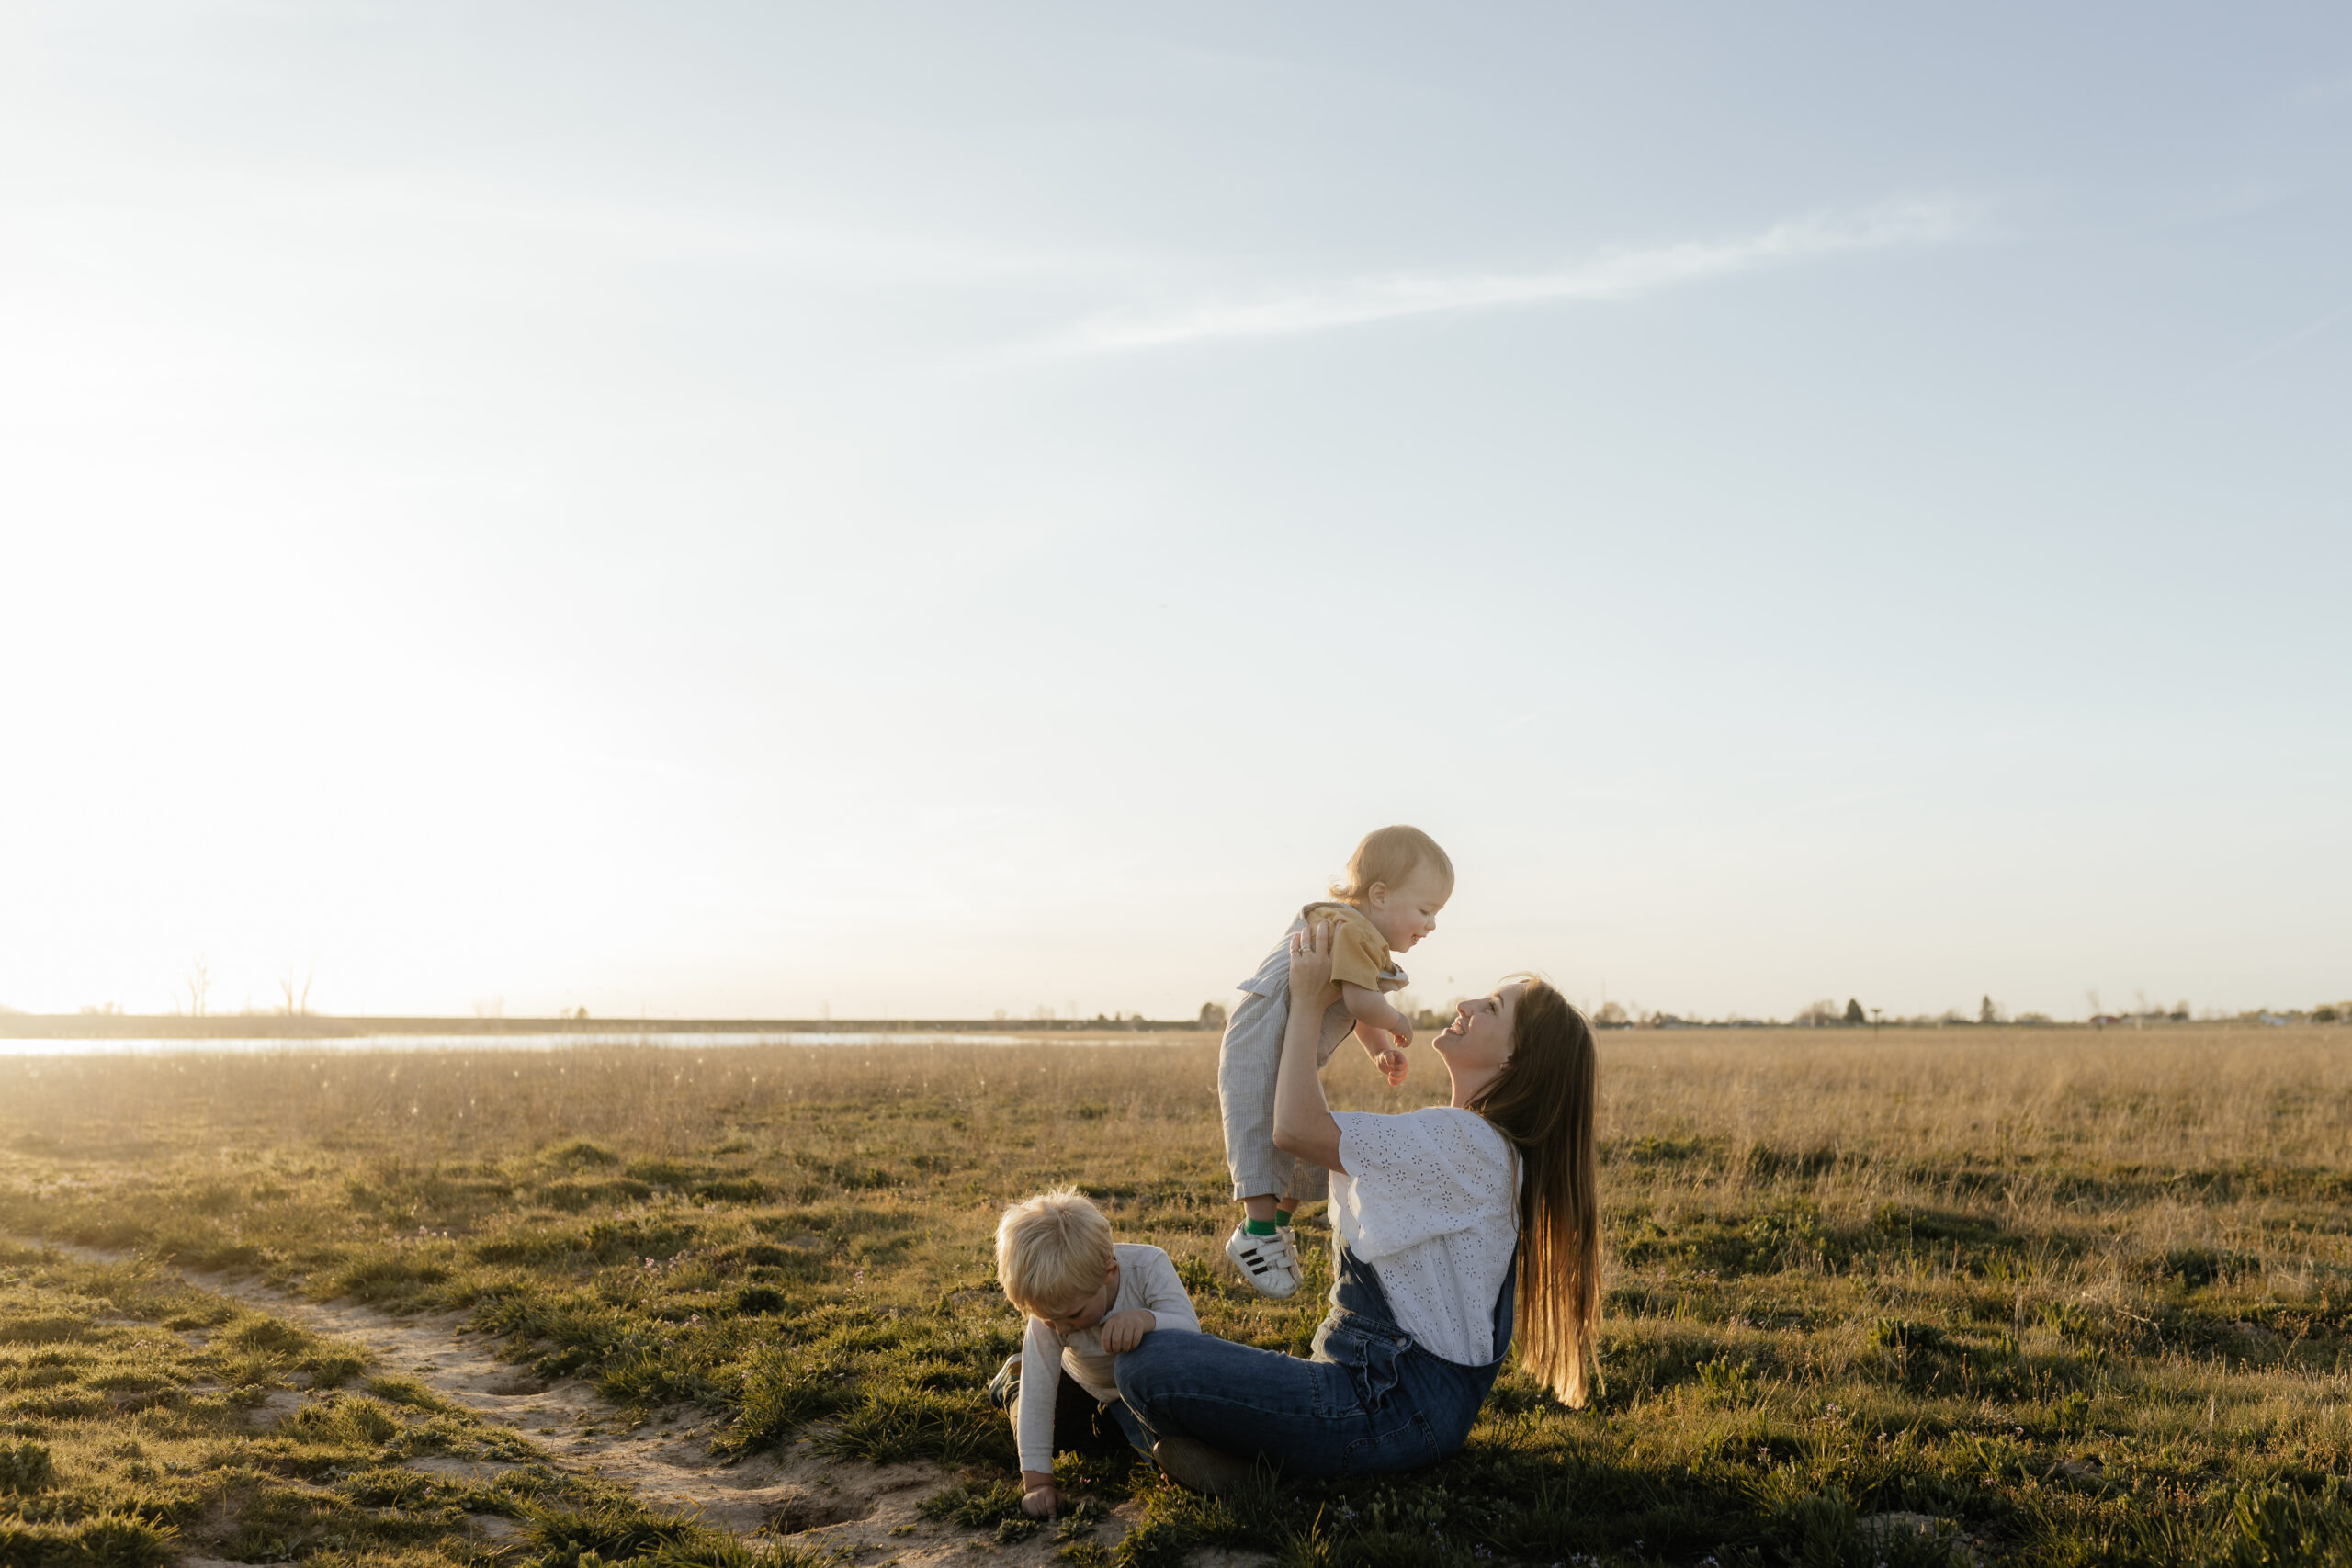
[18,1238,1169,1566]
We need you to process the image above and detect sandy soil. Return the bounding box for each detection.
[17,1238,1192,1565]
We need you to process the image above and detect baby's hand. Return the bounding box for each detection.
[1372,1043,1409,1088]
[1097,1309,1156,1354]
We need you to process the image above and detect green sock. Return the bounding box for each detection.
[1273,1210,1293,1229]
[1245,1218,1278,1237]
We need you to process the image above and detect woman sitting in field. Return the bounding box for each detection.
[1114,919,1601,1489]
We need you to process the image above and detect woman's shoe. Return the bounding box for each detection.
[1224,1224,1300,1298]
[1153,1434,1255,1497]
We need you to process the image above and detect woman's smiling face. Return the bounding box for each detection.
[1435,982,1523,1077]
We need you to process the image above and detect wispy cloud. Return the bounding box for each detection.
[1040,198,1971,355]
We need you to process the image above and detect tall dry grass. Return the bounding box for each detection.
[1604,1026,2352,1167]
[5,1034,1228,1164]
[14,1024,2348,1298]
[11,1024,2345,1168]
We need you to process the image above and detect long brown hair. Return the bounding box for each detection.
[1466,977,1600,1407]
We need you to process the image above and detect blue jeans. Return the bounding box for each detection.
[1102,1396,1153,1456]
[1114,1240,1515,1478]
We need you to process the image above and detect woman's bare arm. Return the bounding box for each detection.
[1272,920,1348,1172]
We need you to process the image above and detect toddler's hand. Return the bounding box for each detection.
[1372,1043,1409,1088]
[1097,1308,1156,1354]
[1022,1483,1062,1518]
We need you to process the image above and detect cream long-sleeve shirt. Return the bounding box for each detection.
[1016,1242,1198,1472]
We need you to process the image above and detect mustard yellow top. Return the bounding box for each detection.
[1300,901,1395,992]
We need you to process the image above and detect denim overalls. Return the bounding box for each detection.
[1114,1237,1518,1478]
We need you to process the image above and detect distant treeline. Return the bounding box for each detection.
[0,1012,1205,1040]
[4,1003,2346,1040]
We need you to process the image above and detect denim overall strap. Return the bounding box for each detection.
[1325,1235,1407,1335]
[1325,1238,1518,1374]
[1487,1249,1518,1370]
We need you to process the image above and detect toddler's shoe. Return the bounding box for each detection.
[1224,1224,1300,1299]
[986,1353,1021,1410]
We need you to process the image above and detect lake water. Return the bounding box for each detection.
[0,1032,1040,1058]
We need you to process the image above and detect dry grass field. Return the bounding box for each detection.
[6,1025,2352,1567]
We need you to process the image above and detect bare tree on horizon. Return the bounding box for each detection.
[180,954,210,1018]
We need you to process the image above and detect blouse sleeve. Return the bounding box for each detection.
[1329,1108,1518,1263]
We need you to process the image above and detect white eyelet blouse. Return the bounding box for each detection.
[1328,1106,1522,1366]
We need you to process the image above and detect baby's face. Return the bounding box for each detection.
[1366,865,1451,953]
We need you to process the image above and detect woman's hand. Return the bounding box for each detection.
[1287,919,1338,1003]
[1021,1482,1062,1517]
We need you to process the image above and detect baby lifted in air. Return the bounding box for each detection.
[1214,824,1452,1298]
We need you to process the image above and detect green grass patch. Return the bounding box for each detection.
[0,1249,675,1567]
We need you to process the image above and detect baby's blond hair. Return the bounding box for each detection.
[1330,824,1453,905]
[996,1189,1115,1317]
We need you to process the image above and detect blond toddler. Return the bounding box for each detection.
[989,1190,1200,1517]
[1215,825,1453,1298]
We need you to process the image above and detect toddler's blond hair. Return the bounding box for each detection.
[1330,824,1453,904]
[996,1189,1115,1317]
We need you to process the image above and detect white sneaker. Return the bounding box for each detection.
[1225,1224,1300,1299]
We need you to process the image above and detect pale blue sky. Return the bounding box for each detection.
[3,5,2346,1021]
